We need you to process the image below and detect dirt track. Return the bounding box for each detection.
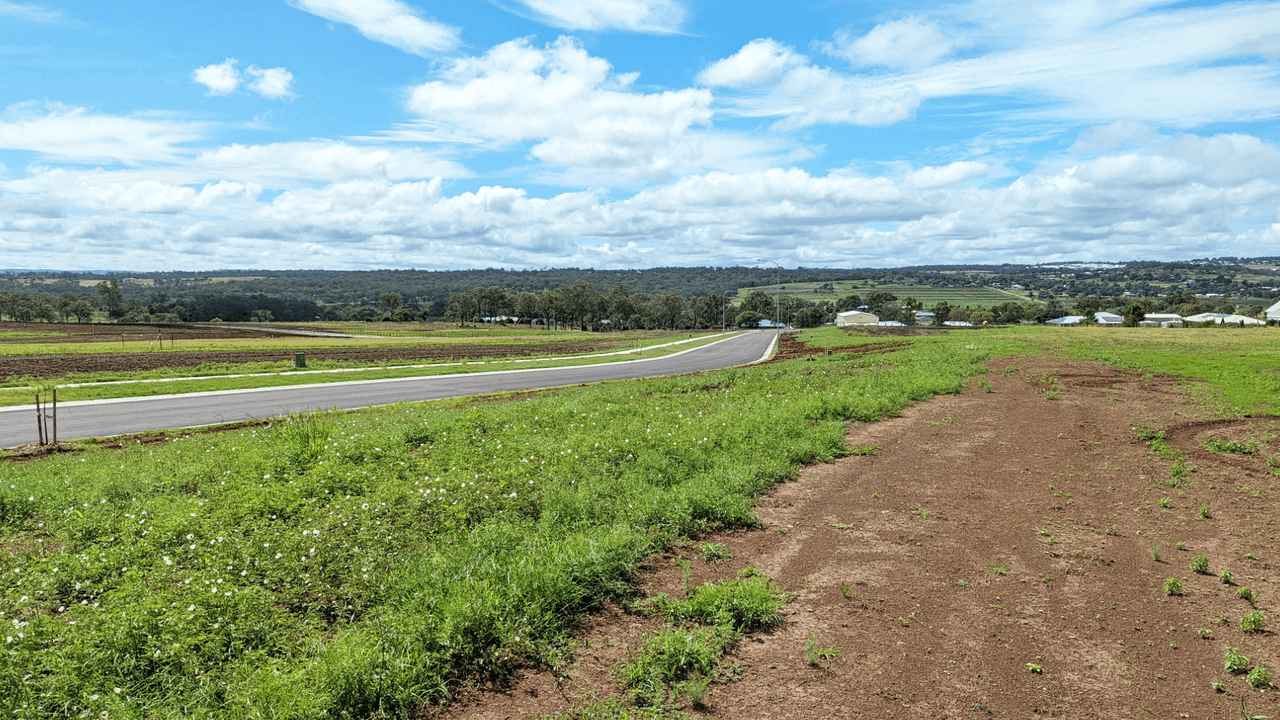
[443,353,1280,719]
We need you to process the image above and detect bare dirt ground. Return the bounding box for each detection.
[443,355,1280,719]
[0,326,634,380]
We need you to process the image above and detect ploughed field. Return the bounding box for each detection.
[3,326,1280,719]
[0,321,644,380]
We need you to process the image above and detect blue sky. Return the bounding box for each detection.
[2,0,1279,271]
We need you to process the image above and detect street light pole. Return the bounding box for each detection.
[756,259,782,331]
[722,290,734,331]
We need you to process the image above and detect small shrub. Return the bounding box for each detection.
[1241,610,1267,633]
[623,627,728,706]
[1225,647,1252,674]
[1238,587,1260,606]
[849,445,880,456]
[657,575,789,633]
[1212,681,1227,692]
[698,542,731,562]
[1026,662,1043,674]
[1248,664,1273,689]
[841,583,855,599]
[1157,497,1172,508]
[1164,577,1183,596]
[804,633,841,667]
[1203,437,1258,455]
[1150,545,1162,562]
[957,579,971,589]
[1190,555,1210,574]
[1176,541,1186,551]
[1221,570,1234,585]
[1199,504,1212,519]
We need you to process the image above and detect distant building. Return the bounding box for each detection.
[877,320,906,327]
[1095,311,1123,325]
[1046,315,1086,325]
[1136,311,1182,327]
[1267,300,1280,322]
[1185,313,1265,326]
[835,310,878,327]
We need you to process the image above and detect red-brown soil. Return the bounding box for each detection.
[0,321,635,380]
[768,334,911,363]
[442,356,1280,719]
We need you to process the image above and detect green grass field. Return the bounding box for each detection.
[738,281,1036,307]
[3,326,1278,718]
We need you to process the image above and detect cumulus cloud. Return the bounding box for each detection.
[407,37,713,179]
[193,61,295,99]
[826,17,954,69]
[287,0,458,55]
[7,127,1274,271]
[245,66,295,99]
[192,59,241,96]
[511,0,686,34]
[699,40,922,128]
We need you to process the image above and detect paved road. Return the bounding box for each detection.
[1,331,777,447]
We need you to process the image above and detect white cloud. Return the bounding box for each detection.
[3,118,1278,271]
[0,103,205,165]
[697,38,800,88]
[245,66,295,99]
[708,3,1280,131]
[511,0,686,34]
[407,37,713,179]
[700,41,922,128]
[195,141,468,184]
[192,59,241,96]
[827,17,954,69]
[905,161,988,189]
[192,61,296,99]
[0,0,60,22]
[287,0,458,56]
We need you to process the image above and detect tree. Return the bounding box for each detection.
[835,294,864,312]
[735,310,765,328]
[251,309,274,322]
[1122,300,1146,327]
[606,283,634,329]
[931,301,951,326]
[70,300,94,323]
[97,280,125,318]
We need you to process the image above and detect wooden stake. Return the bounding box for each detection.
[35,394,43,446]
[52,388,57,445]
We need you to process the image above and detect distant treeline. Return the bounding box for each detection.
[0,259,1275,326]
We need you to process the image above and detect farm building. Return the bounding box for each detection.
[835,310,878,326]
[1046,315,1086,325]
[1139,313,1184,328]
[877,320,906,327]
[1095,311,1123,325]
[1267,300,1280,321]
[1185,313,1265,326]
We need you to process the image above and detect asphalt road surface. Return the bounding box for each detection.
[0,331,777,448]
